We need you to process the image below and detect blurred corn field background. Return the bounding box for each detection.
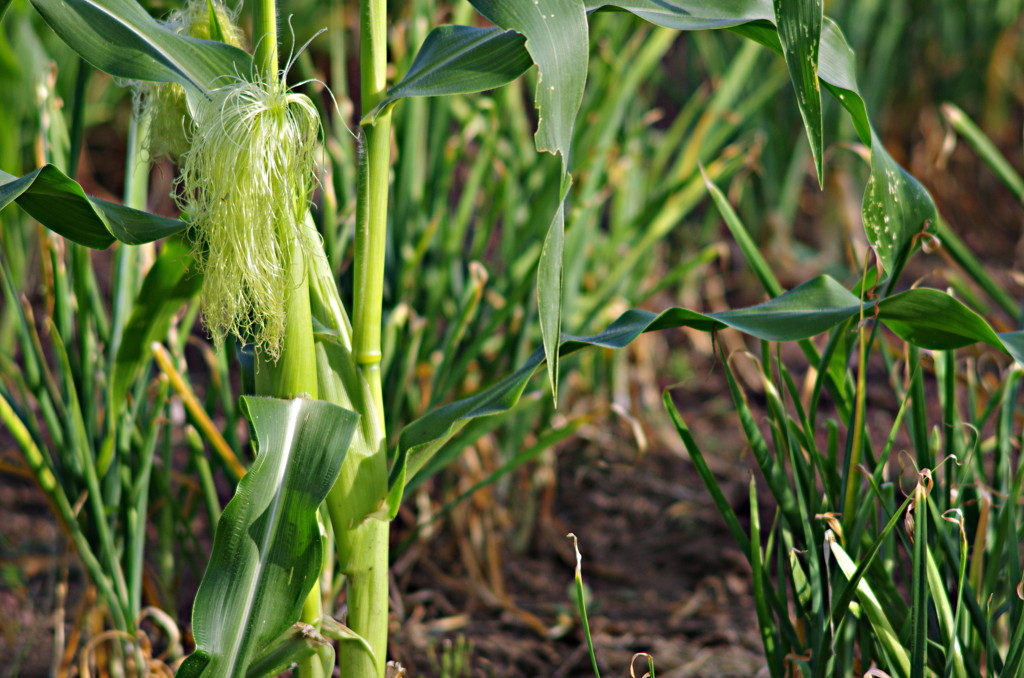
[1,0,1023,676]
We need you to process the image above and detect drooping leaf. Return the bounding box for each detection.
[773,0,824,184]
[587,0,937,273]
[537,179,570,401]
[390,276,1024,507]
[877,287,1003,350]
[368,25,532,120]
[712,274,861,341]
[29,0,250,97]
[470,0,587,158]
[110,238,202,415]
[469,0,587,399]
[0,165,186,248]
[179,397,358,678]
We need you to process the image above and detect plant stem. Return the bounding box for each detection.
[337,0,392,676]
[252,0,278,81]
[249,4,325,676]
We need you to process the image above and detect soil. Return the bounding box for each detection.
[387,361,767,677]
[0,340,771,678]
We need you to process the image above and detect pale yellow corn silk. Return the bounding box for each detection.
[176,75,320,358]
[138,0,244,159]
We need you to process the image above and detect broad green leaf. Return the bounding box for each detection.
[996,331,1024,367]
[368,25,532,120]
[0,0,12,22]
[712,275,861,341]
[469,0,588,399]
[876,288,1003,350]
[0,164,186,248]
[29,0,250,97]
[391,276,1024,507]
[470,0,587,158]
[110,238,202,415]
[587,0,774,29]
[773,0,824,184]
[179,397,358,678]
[587,0,937,273]
[860,130,937,273]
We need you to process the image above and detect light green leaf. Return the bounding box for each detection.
[110,238,202,415]
[587,0,773,29]
[829,535,911,677]
[179,397,358,678]
[773,0,824,184]
[0,164,186,249]
[537,180,570,400]
[29,0,250,97]
[368,25,532,120]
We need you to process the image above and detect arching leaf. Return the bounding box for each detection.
[1,165,186,249]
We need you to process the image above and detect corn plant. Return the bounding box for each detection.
[3,0,1023,676]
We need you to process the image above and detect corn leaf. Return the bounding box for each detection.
[0,164,186,249]
[29,0,249,101]
[179,397,359,678]
[110,239,202,416]
[587,0,936,272]
[390,276,1024,506]
[368,25,532,120]
[773,0,824,184]
[469,0,588,401]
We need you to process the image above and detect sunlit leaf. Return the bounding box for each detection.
[368,25,532,120]
[179,397,358,678]
[468,0,587,399]
[29,0,250,97]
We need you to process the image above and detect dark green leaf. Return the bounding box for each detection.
[180,397,358,678]
[0,164,186,248]
[110,238,202,415]
[29,0,250,96]
[877,288,1002,350]
[370,25,532,119]
[713,275,861,341]
[392,276,1024,506]
[860,130,937,273]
